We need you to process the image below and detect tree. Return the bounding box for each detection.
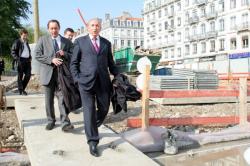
[0,0,31,55]
[24,24,48,43]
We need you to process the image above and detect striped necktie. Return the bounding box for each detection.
[92,37,100,53]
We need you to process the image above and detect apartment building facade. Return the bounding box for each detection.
[143,0,250,73]
[101,12,144,50]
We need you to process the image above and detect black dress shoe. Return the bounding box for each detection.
[45,122,55,130]
[96,120,102,127]
[22,90,28,96]
[89,144,99,157]
[62,124,74,132]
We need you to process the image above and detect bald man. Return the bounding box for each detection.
[70,18,119,157]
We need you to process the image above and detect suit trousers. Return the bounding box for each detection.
[43,68,70,126]
[79,76,111,144]
[17,57,31,92]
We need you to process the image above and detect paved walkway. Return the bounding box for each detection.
[14,97,159,166]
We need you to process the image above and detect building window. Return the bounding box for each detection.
[193,43,197,54]
[185,12,189,23]
[170,5,174,16]
[185,45,190,56]
[114,39,118,48]
[141,41,144,47]
[201,24,206,34]
[127,30,131,36]
[158,23,162,31]
[121,40,124,47]
[210,4,215,14]
[127,40,131,47]
[171,49,174,58]
[134,40,137,47]
[242,36,249,48]
[177,32,181,42]
[210,21,215,32]
[219,39,225,51]
[242,0,248,6]
[127,21,131,27]
[230,16,236,30]
[164,7,168,16]
[200,8,206,17]
[219,0,225,12]
[165,35,168,43]
[230,0,236,9]
[164,21,168,30]
[158,10,162,18]
[242,13,248,26]
[134,30,137,37]
[210,40,215,52]
[170,19,174,28]
[185,28,189,40]
[185,0,189,6]
[192,25,197,35]
[177,48,181,57]
[201,42,206,53]
[140,30,144,37]
[114,29,118,36]
[177,3,181,11]
[177,17,181,26]
[170,34,174,43]
[165,50,168,59]
[230,38,236,50]
[219,19,224,31]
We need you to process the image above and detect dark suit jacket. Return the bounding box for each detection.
[70,35,119,91]
[35,35,73,85]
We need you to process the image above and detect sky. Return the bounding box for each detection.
[21,0,144,34]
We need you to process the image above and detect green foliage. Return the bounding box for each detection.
[24,24,48,43]
[1,55,13,71]
[0,0,31,55]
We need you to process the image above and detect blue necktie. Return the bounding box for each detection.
[53,39,59,52]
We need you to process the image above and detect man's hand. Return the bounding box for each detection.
[52,58,63,66]
[56,50,64,56]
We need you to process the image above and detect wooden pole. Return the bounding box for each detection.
[141,65,150,130]
[239,77,248,125]
[33,0,40,43]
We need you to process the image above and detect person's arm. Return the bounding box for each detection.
[35,37,54,65]
[62,40,73,62]
[107,42,119,76]
[70,39,81,83]
[11,40,18,60]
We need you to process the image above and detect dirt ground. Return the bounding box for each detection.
[0,75,249,153]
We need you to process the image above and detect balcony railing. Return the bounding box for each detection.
[206,12,217,19]
[148,31,156,37]
[206,31,218,38]
[197,0,207,6]
[190,35,199,41]
[237,22,250,32]
[189,16,199,24]
[198,33,206,40]
[168,12,175,18]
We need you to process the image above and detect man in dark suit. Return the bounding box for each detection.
[11,29,32,95]
[35,19,74,132]
[70,18,119,157]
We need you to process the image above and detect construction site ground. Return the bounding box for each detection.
[1,75,250,165]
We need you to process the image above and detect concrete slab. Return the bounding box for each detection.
[15,98,159,166]
[148,139,250,166]
[6,93,44,107]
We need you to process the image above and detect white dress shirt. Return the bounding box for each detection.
[20,40,29,58]
[89,34,100,48]
[52,35,61,49]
